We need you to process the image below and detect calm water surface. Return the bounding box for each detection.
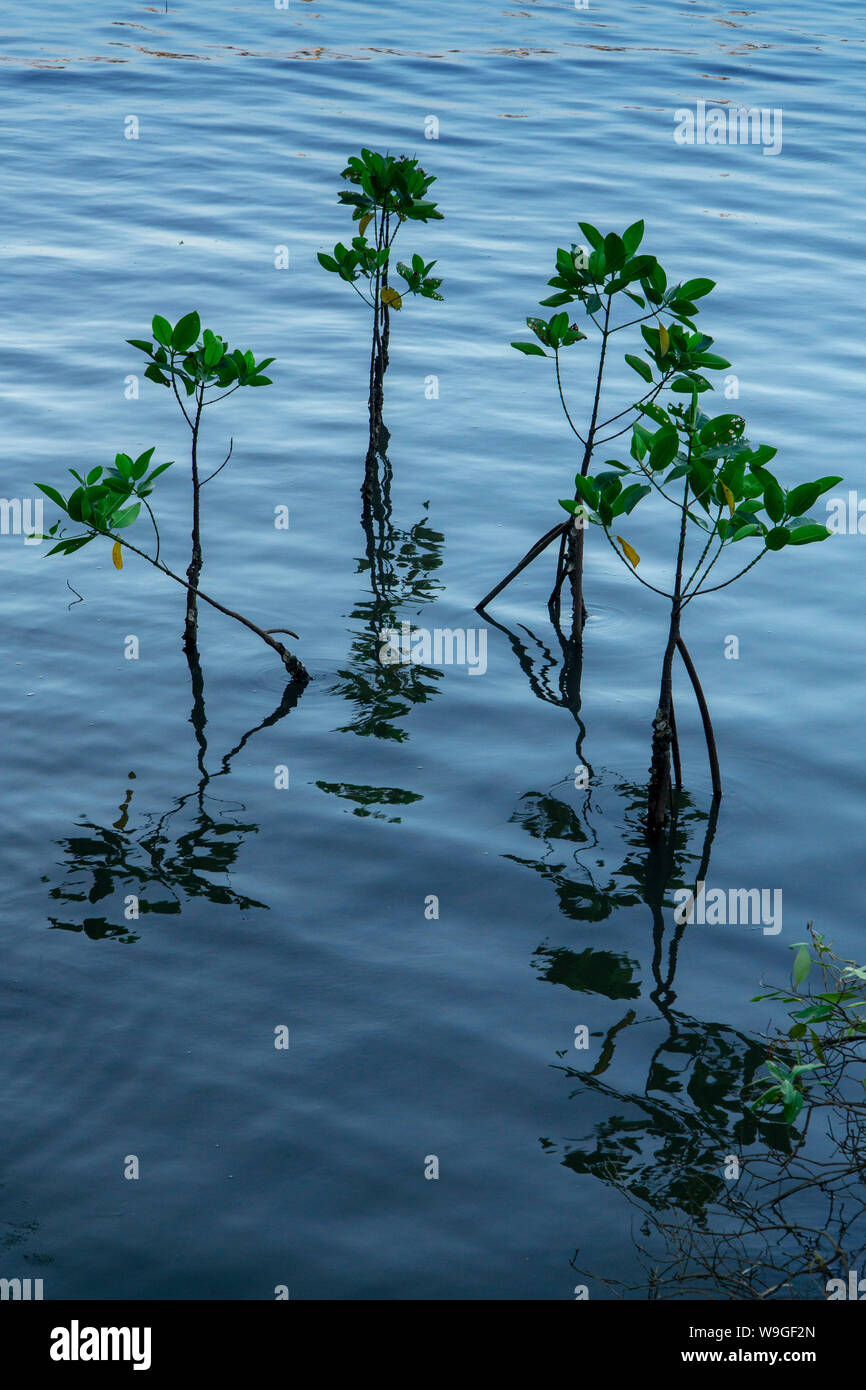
[1,0,864,1299]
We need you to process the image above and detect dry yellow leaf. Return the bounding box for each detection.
[722,483,735,517]
[112,541,123,570]
[359,212,373,236]
[658,323,670,357]
[381,287,403,310]
[616,535,640,568]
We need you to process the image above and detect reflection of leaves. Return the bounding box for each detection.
[553,1016,779,1217]
[41,671,302,944]
[45,802,268,942]
[513,767,779,1221]
[508,782,709,926]
[333,653,442,743]
[315,780,422,823]
[511,793,590,846]
[333,506,445,742]
[533,945,641,1001]
[508,854,642,922]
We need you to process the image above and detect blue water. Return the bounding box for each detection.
[1,0,864,1299]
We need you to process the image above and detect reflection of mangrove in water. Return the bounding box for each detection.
[483,606,720,841]
[42,643,302,943]
[331,452,445,745]
[516,775,777,1216]
[509,748,864,1297]
[314,780,422,824]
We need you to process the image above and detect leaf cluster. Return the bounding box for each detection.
[128,311,275,394]
[36,449,172,556]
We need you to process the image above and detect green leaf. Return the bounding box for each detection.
[613,483,650,516]
[111,502,141,529]
[203,337,224,368]
[699,414,745,447]
[144,364,170,387]
[127,339,154,355]
[678,278,715,300]
[624,353,653,383]
[786,477,844,516]
[622,219,644,256]
[152,315,172,347]
[172,311,201,354]
[649,429,679,471]
[746,444,778,469]
[765,526,790,551]
[317,252,340,273]
[36,483,67,510]
[143,460,173,485]
[603,232,625,272]
[793,946,812,988]
[578,221,604,253]
[692,352,730,369]
[784,1091,805,1123]
[573,475,599,509]
[763,477,786,523]
[788,524,832,545]
[639,401,670,428]
[511,341,547,356]
[46,535,93,557]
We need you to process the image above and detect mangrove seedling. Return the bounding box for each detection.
[749,927,865,1124]
[481,220,732,638]
[36,452,309,685]
[558,386,840,831]
[318,149,443,491]
[127,311,275,648]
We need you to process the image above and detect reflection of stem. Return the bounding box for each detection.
[184,634,209,791]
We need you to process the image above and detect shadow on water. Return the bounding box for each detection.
[41,640,303,943]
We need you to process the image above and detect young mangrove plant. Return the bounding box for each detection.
[127,311,275,648]
[558,385,839,832]
[318,148,443,494]
[481,220,731,639]
[35,452,309,685]
[751,925,866,1125]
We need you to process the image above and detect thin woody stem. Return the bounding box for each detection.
[101,529,309,685]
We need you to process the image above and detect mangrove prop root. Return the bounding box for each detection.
[676,637,722,801]
[477,520,568,612]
